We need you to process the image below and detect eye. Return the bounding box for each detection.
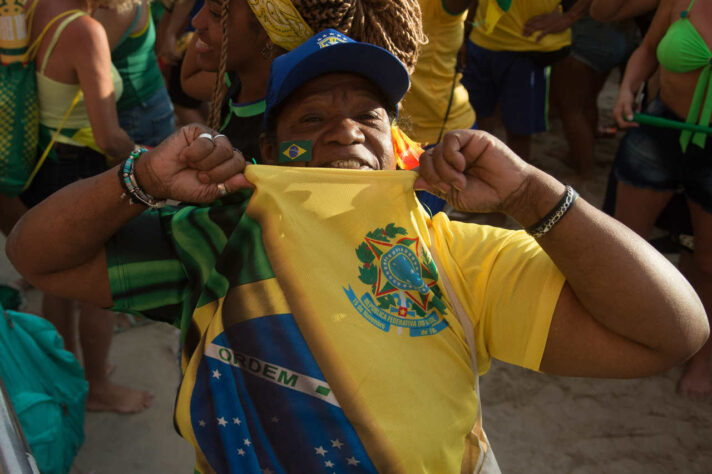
[299,114,323,124]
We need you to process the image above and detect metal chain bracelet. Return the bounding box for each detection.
[525,185,578,239]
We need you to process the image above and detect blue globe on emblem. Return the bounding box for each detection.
[288,145,299,158]
[380,245,430,294]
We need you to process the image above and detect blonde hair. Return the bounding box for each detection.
[207,0,425,129]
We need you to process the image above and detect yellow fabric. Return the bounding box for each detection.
[469,0,571,53]
[35,11,123,150]
[240,166,564,471]
[245,0,314,51]
[400,0,475,145]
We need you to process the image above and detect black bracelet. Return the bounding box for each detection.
[525,185,578,239]
[118,148,167,208]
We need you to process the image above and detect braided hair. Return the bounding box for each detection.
[207,0,425,129]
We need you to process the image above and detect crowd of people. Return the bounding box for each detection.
[1,0,711,472]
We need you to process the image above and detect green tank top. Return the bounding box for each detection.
[111,2,163,110]
[656,0,712,151]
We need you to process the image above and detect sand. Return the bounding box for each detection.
[2,71,711,473]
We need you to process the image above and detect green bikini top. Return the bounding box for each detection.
[656,0,712,151]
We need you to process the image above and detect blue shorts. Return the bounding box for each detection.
[570,16,633,73]
[614,98,712,213]
[460,40,549,136]
[118,86,175,147]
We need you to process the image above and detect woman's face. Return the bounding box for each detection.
[191,0,268,72]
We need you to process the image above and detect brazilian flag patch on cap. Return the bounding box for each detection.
[278,140,312,163]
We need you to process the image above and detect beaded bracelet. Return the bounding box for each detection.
[118,148,167,209]
[525,185,578,239]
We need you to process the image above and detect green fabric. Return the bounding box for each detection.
[656,0,711,151]
[0,60,39,196]
[0,307,87,474]
[106,189,266,340]
[112,3,163,110]
[632,112,712,135]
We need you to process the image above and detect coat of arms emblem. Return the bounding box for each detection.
[343,223,449,337]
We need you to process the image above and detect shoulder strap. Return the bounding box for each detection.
[687,0,696,12]
[113,3,142,51]
[38,10,85,74]
[26,9,84,64]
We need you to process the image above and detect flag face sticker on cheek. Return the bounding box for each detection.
[278,141,312,163]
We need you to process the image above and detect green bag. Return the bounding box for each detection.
[0,1,80,197]
[0,306,87,474]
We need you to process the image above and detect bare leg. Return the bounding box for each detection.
[677,201,712,398]
[504,131,531,162]
[80,304,154,413]
[551,56,608,181]
[42,294,78,356]
[614,181,673,237]
[0,195,26,236]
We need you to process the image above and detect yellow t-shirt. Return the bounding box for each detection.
[109,166,565,473]
[400,0,476,145]
[469,0,571,53]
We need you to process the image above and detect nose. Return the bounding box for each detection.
[192,3,208,30]
[324,117,365,146]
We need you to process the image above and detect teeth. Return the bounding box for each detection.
[196,38,209,49]
[329,159,371,169]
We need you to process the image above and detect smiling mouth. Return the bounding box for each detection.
[326,159,377,170]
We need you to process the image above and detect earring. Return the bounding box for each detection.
[260,41,274,60]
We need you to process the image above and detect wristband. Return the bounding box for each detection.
[525,185,578,239]
[118,148,167,209]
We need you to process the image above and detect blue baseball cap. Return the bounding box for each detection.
[263,29,410,129]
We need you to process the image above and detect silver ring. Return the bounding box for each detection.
[216,183,227,196]
[212,134,227,141]
[198,132,214,142]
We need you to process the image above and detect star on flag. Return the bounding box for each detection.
[315,446,327,456]
[331,439,343,449]
[212,369,221,379]
[217,417,228,427]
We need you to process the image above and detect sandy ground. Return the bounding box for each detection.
[2,71,712,473]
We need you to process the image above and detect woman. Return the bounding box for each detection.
[612,0,712,398]
[22,0,153,413]
[94,0,176,146]
[180,0,426,165]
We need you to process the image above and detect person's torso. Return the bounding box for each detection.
[469,0,572,52]
[400,0,475,145]
[34,9,122,152]
[111,1,164,110]
[171,168,489,473]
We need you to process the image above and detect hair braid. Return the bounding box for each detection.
[293,0,425,74]
[207,0,231,130]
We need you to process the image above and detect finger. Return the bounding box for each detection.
[196,148,247,184]
[416,149,449,195]
[223,171,255,192]
[435,135,467,191]
[190,136,236,172]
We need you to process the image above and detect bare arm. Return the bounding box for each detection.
[92,2,140,49]
[65,17,134,161]
[156,0,196,64]
[6,125,250,307]
[612,0,671,127]
[181,33,217,102]
[590,0,659,22]
[522,0,593,42]
[416,130,708,378]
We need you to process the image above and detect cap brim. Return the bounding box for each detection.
[273,42,410,115]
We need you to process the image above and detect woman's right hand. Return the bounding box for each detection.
[136,124,253,203]
[613,86,639,129]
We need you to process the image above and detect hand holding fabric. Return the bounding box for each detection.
[136,124,252,203]
[414,130,533,218]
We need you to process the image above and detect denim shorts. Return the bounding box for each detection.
[118,86,175,147]
[570,16,634,73]
[460,40,548,136]
[20,144,108,208]
[613,98,712,213]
